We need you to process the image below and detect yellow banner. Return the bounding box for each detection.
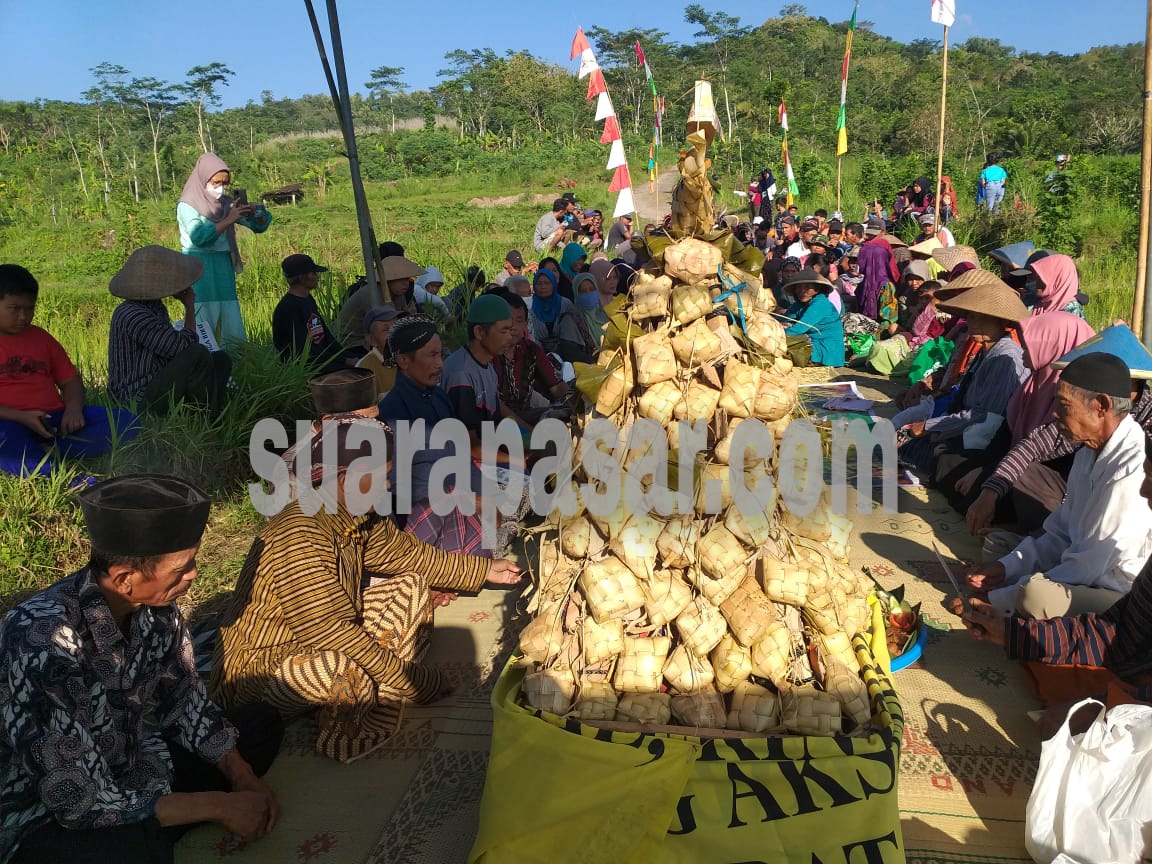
[470,626,904,864]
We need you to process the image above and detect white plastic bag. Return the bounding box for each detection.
[1026,697,1152,864]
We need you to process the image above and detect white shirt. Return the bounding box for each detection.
[785,240,810,261]
[998,415,1152,593]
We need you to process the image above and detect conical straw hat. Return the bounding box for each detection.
[932,244,980,273]
[937,270,1028,322]
[109,245,204,300]
[1052,324,1152,380]
[909,237,942,258]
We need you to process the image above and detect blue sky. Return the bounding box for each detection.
[0,0,1145,107]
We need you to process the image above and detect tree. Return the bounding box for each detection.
[436,49,503,138]
[184,63,234,152]
[128,77,180,195]
[779,4,808,16]
[365,65,406,133]
[684,4,749,136]
[588,28,675,135]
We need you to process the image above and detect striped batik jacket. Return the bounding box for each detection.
[210,501,489,706]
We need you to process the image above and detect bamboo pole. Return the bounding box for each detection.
[935,25,950,223]
[1134,0,1152,340]
[304,0,380,306]
[836,154,843,215]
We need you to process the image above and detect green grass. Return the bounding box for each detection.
[0,161,1139,608]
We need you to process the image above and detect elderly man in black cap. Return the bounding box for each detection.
[964,354,1152,619]
[493,250,535,288]
[0,475,282,863]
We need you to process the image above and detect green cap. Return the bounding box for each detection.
[467,294,512,325]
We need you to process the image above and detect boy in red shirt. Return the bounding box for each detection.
[0,265,139,477]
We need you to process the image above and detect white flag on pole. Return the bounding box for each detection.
[931,0,956,27]
[606,138,627,170]
[578,48,599,79]
[594,91,614,121]
[613,187,635,219]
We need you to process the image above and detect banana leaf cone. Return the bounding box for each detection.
[573,360,612,404]
[601,307,644,352]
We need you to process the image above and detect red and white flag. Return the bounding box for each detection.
[931,0,956,27]
[778,102,789,133]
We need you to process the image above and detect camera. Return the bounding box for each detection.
[232,188,248,205]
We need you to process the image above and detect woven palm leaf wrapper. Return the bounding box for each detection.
[595,356,634,416]
[696,523,748,587]
[718,359,761,419]
[760,555,810,607]
[670,686,727,728]
[573,679,618,721]
[727,681,781,733]
[753,371,798,421]
[614,636,671,693]
[827,509,853,561]
[780,685,842,737]
[580,614,625,665]
[724,499,774,547]
[719,576,780,647]
[664,237,724,284]
[693,461,734,514]
[823,657,872,730]
[675,379,722,423]
[782,496,834,542]
[819,631,861,674]
[524,666,576,715]
[632,273,673,319]
[663,644,716,693]
[578,556,645,623]
[746,311,787,357]
[712,418,742,466]
[559,514,596,560]
[675,595,727,657]
[637,380,684,426]
[642,568,694,626]
[633,329,678,386]
[671,282,715,326]
[615,692,672,725]
[656,517,698,568]
[609,515,662,580]
[750,619,792,685]
[518,600,568,664]
[671,318,723,365]
[710,633,753,692]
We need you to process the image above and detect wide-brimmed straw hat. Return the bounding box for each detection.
[109,246,204,300]
[936,269,1028,322]
[932,244,979,272]
[380,255,425,282]
[885,235,908,249]
[909,237,942,258]
[783,268,835,295]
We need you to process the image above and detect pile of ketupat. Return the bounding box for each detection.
[517,237,878,738]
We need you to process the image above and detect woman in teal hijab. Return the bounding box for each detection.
[557,242,588,302]
[572,272,608,351]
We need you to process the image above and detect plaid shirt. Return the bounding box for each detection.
[0,568,234,858]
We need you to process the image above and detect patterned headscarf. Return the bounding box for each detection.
[387,313,438,356]
[307,415,394,486]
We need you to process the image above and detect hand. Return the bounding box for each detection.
[175,286,196,308]
[524,262,539,274]
[485,558,523,587]
[228,773,279,836]
[219,789,276,843]
[430,589,458,608]
[15,410,53,438]
[966,489,998,537]
[963,561,1006,592]
[904,421,926,438]
[59,406,85,436]
[954,467,982,498]
[961,598,1007,647]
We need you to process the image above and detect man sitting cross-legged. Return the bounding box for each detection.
[963,353,1152,619]
[211,419,524,763]
[0,475,282,864]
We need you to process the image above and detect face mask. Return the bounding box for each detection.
[577,291,601,310]
[206,183,226,200]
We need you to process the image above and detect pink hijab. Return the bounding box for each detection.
[1006,311,1094,444]
[1030,254,1079,316]
[178,152,240,267]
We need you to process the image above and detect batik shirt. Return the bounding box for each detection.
[0,567,235,859]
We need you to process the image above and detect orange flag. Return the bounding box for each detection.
[586,69,607,100]
[600,114,621,144]
[608,165,631,193]
[570,27,591,60]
